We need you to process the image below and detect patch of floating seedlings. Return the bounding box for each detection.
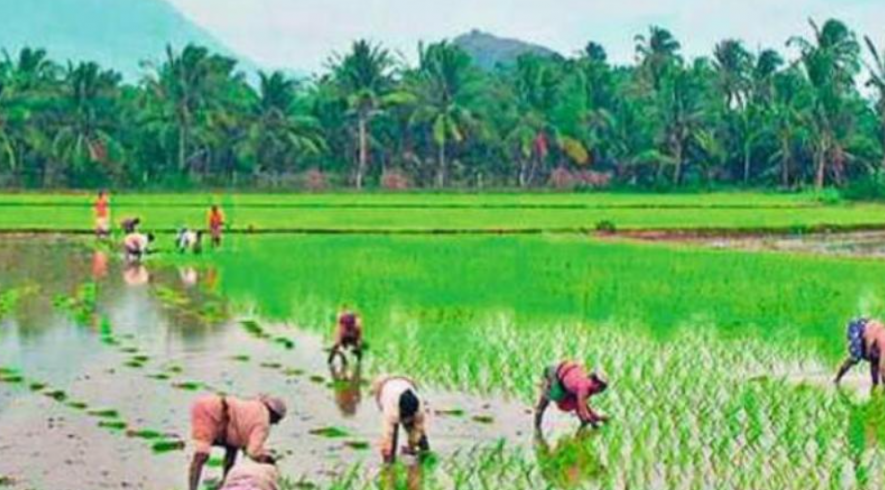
[435,408,466,417]
[151,439,186,453]
[471,415,495,425]
[126,429,163,440]
[309,426,350,439]
[87,409,120,419]
[172,381,202,391]
[98,420,127,431]
[344,441,370,451]
[44,390,67,402]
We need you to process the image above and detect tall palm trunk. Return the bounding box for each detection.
[780,140,791,188]
[672,141,684,186]
[436,142,446,188]
[814,142,827,190]
[743,144,751,184]
[178,124,187,173]
[356,114,368,189]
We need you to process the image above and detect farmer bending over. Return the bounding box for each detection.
[835,318,885,389]
[328,311,363,365]
[121,217,141,234]
[534,361,609,434]
[189,394,287,490]
[372,375,430,464]
[220,459,280,490]
[123,232,154,263]
[177,228,204,254]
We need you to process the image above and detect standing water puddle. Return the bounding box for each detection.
[0,237,581,489]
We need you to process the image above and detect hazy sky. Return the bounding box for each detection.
[166,0,885,73]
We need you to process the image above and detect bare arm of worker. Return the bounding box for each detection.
[835,358,858,385]
[382,419,399,464]
[189,452,209,490]
[576,387,607,427]
[327,342,341,364]
[534,391,550,432]
[246,426,269,462]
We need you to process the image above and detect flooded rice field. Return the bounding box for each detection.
[3,233,885,489]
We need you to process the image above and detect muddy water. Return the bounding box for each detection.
[0,238,580,490]
[688,231,885,258]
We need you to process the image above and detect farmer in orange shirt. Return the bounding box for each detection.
[189,394,287,490]
[208,205,226,248]
[94,190,110,239]
[534,361,609,434]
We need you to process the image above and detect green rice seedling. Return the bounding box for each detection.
[471,415,495,425]
[240,319,268,339]
[274,337,295,350]
[147,373,171,381]
[172,381,202,391]
[126,429,163,440]
[260,362,283,370]
[98,420,127,431]
[309,427,349,439]
[309,375,325,384]
[344,441,370,451]
[207,456,224,468]
[67,401,88,410]
[230,355,251,362]
[0,371,23,384]
[44,390,67,401]
[283,368,304,377]
[151,439,186,453]
[435,408,466,417]
[87,409,120,419]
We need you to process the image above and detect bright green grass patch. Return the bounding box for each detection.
[0,192,882,232]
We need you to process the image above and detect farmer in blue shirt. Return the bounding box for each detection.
[835,318,885,389]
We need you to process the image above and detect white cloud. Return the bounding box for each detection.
[166,0,885,73]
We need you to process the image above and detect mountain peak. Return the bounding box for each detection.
[453,29,560,70]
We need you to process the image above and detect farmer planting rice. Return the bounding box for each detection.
[835,318,885,389]
[372,375,430,463]
[208,205,226,248]
[177,228,204,254]
[123,231,154,263]
[219,459,280,490]
[120,217,141,234]
[534,361,609,433]
[328,311,364,365]
[93,190,110,239]
[189,394,287,490]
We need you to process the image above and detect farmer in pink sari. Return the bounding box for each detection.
[189,394,287,490]
[534,361,609,434]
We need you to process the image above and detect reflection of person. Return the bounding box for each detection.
[189,394,287,490]
[179,267,199,287]
[535,362,609,434]
[123,264,150,286]
[91,250,108,280]
[328,311,363,366]
[123,232,154,263]
[534,431,605,489]
[219,459,280,490]
[94,190,110,239]
[372,375,430,464]
[330,362,363,417]
[208,205,225,248]
[836,318,885,390]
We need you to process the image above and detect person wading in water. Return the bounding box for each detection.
[372,375,430,464]
[835,318,885,390]
[328,311,364,366]
[189,394,287,490]
[534,361,610,434]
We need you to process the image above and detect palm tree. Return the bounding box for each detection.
[409,41,477,187]
[239,71,325,183]
[635,26,682,90]
[789,19,861,189]
[713,39,753,110]
[53,62,123,184]
[330,40,396,189]
[864,36,885,171]
[657,65,704,185]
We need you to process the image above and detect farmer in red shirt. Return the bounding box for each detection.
[208,205,226,248]
[328,311,364,366]
[94,190,110,239]
[534,361,609,434]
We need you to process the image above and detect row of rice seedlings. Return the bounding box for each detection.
[0,285,39,321]
[342,310,885,489]
[0,364,185,454]
[52,281,98,326]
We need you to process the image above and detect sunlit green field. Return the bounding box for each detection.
[3,196,885,489]
[1,192,884,233]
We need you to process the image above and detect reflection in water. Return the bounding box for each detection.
[123,263,151,287]
[534,431,605,490]
[379,463,424,490]
[91,251,108,280]
[179,267,199,288]
[329,362,363,417]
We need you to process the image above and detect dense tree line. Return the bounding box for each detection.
[2,18,885,191]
